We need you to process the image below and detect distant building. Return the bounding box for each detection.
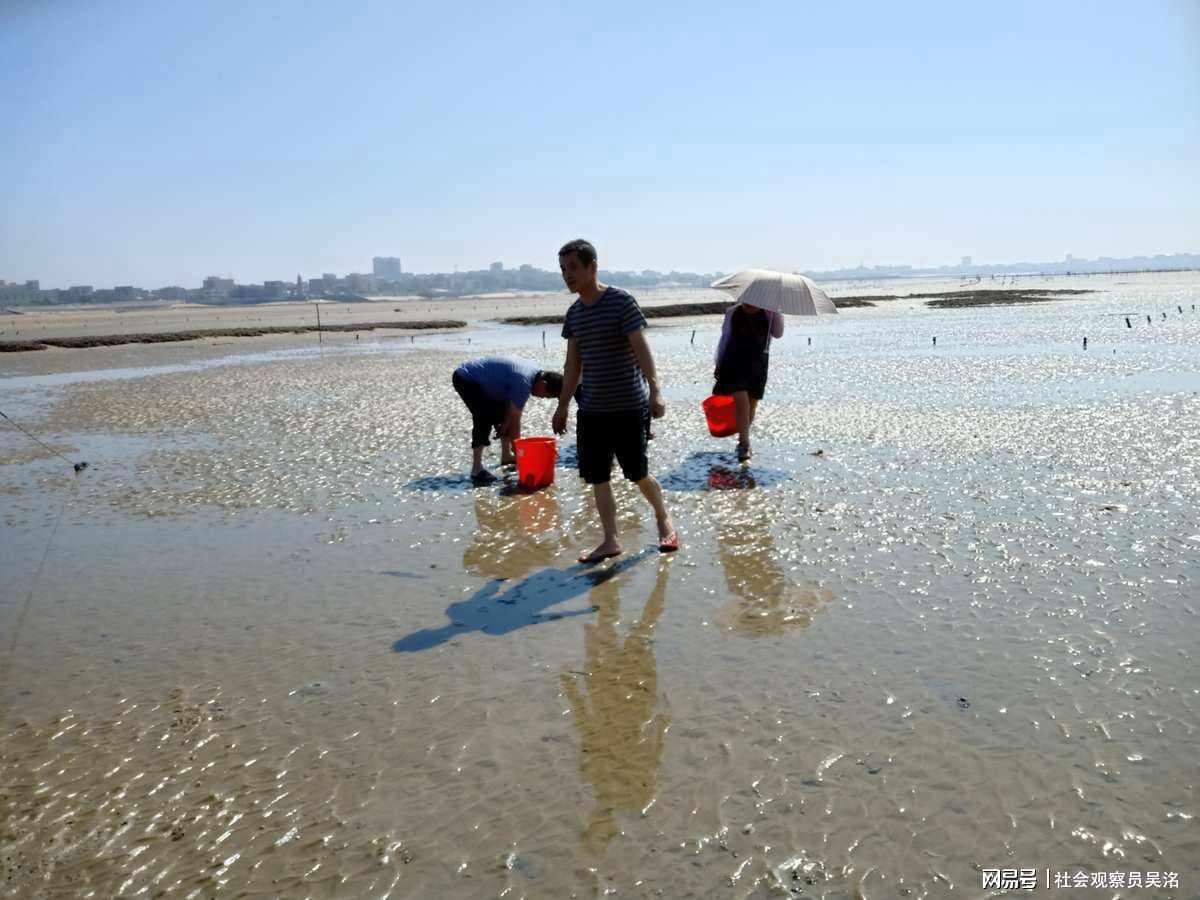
[59,285,95,304]
[347,273,379,293]
[263,280,288,296]
[373,256,402,279]
[25,279,39,291]
[202,276,235,291]
[308,278,326,293]
[0,281,43,303]
[490,261,503,272]
[960,256,972,268]
[112,285,138,300]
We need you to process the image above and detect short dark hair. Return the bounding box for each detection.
[558,239,597,267]
[535,370,564,397]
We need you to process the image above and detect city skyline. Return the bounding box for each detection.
[4,249,1199,298]
[2,2,1197,288]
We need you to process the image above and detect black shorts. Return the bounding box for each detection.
[452,370,505,448]
[714,351,769,401]
[576,408,650,485]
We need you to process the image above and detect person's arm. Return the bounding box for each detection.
[501,401,522,439]
[627,329,665,418]
[770,310,784,338]
[552,338,581,434]
[714,307,734,374]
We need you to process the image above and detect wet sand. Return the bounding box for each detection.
[0,319,468,354]
[1,272,1198,897]
[0,291,607,346]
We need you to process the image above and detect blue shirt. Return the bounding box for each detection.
[454,356,541,410]
[561,286,649,413]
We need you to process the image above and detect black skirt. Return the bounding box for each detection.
[714,350,769,400]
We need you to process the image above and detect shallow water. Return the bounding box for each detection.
[2,272,1198,897]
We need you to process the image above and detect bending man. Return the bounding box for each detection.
[452,355,563,485]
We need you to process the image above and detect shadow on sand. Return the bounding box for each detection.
[658,450,791,491]
[403,443,578,493]
[393,549,654,652]
[404,473,478,492]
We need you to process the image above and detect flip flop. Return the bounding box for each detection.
[658,531,680,553]
[578,548,622,565]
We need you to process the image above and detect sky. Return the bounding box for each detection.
[1,0,1198,288]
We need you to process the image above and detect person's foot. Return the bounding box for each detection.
[471,468,498,485]
[578,539,622,565]
[499,456,516,468]
[656,517,679,553]
[736,441,752,462]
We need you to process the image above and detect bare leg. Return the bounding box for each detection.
[499,437,516,466]
[734,390,752,457]
[471,445,485,475]
[635,475,675,541]
[582,481,622,561]
[748,397,759,425]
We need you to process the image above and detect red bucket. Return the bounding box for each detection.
[514,436,557,490]
[702,395,738,437]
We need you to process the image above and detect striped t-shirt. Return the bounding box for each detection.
[561,286,649,413]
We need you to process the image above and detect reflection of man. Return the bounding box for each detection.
[462,491,560,582]
[715,492,832,636]
[560,562,670,853]
[452,356,564,485]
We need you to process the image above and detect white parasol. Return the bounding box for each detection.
[710,268,838,316]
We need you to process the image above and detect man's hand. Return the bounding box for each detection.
[650,390,666,419]
[552,404,569,435]
[628,330,665,420]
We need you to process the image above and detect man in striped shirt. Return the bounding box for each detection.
[552,239,678,562]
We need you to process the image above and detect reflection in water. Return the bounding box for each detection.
[714,490,833,636]
[462,489,560,581]
[657,451,791,491]
[561,561,670,854]
[707,463,757,491]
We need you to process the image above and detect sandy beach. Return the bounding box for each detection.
[2,271,1197,897]
[0,291,588,345]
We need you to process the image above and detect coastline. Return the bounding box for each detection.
[1,287,1098,354]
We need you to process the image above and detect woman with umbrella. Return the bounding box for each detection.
[710,269,838,462]
[713,303,783,461]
